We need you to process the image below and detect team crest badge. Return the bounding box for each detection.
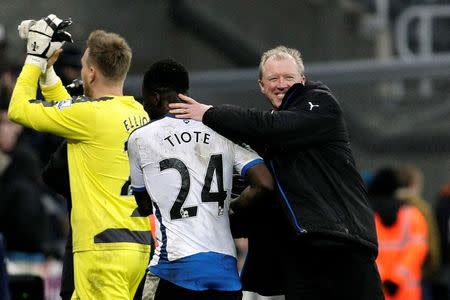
[56,99,73,110]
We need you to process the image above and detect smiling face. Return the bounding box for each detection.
[258,55,305,109]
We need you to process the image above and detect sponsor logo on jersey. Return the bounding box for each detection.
[56,99,73,110]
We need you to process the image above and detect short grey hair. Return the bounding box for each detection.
[258,45,304,80]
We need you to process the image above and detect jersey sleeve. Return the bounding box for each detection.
[127,132,146,193]
[8,64,94,141]
[233,143,264,178]
[41,78,71,101]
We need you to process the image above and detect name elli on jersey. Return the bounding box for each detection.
[123,115,149,132]
[54,98,150,133]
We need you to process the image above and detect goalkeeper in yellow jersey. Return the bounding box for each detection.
[9,14,151,299]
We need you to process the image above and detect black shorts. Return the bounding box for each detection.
[281,241,385,300]
[154,277,242,300]
[60,235,74,300]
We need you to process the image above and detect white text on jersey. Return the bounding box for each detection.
[164,131,211,147]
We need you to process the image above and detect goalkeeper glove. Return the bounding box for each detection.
[19,14,73,72]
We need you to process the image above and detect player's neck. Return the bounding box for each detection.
[151,109,168,120]
[91,85,124,98]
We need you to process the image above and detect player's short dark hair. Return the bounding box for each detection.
[143,59,189,95]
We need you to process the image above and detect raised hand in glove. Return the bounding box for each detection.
[19,14,73,72]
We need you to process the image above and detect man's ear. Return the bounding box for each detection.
[258,79,265,94]
[88,66,96,84]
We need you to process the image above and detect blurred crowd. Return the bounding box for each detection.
[0,46,83,299]
[362,165,450,300]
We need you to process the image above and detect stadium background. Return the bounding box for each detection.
[1,1,450,299]
[1,0,448,203]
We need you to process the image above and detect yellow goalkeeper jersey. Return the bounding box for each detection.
[9,64,151,253]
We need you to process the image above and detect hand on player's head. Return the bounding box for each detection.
[168,94,211,121]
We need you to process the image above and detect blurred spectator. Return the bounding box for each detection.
[396,164,442,299]
[0,117,67,257]
[1,65,64,167]
[53,46,83,96]
[0,233,10,300]
[0,108,68,251]
[0,66,17,109]
[41,140,74,300]
[435,183,450,299]
[0,23,8,69]
[436,183,450,266]
[0,107,21,174]
[369,167,429,300]
[0,109,68,300]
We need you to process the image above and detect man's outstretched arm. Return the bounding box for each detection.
[170,93,340,148]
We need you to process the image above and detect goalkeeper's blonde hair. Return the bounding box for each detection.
[86,30,131,82]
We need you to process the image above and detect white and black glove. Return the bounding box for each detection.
[18,14,73,72]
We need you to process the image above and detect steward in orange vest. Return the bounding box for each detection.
[369,168,429,300]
